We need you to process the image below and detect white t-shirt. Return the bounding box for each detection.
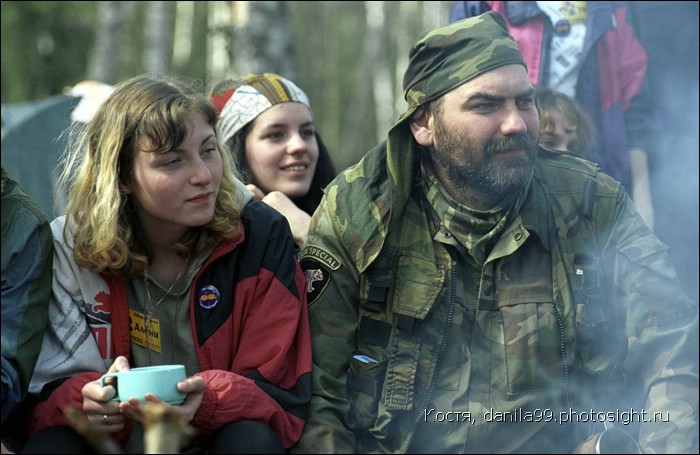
[536,1,588,97]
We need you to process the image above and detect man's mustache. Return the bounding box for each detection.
[485,134,536,155]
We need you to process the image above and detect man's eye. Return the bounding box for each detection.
[474,103,495,111]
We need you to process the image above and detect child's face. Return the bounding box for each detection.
[539,108,578,153]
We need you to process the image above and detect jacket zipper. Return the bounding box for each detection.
[404,255,458,453]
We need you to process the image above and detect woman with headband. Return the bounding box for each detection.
[210,73,336,250]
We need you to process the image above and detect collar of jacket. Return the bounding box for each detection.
[502,0,547,25]
[333,118,419,274]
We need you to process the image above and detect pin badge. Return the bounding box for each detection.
[554,19,571,36]
[197,285,220,310]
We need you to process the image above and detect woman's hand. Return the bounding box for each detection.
[81,356,131,433]
[247,184,311,247]
[246,183,266,200]
[118,375,206,425]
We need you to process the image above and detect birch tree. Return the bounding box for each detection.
[142,1,176,75]
[87,1,129,84]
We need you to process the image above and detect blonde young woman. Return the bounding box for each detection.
[21,74,311,454]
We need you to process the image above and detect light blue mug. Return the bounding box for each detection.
[99,364,187,405]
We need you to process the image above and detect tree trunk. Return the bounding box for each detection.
[228,1,297,79]
[142,1,176,75]
[88,1,129,84]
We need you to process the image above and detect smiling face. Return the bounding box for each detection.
[411,64,540,208]
[122,112,222,242]
[244,102,319,198]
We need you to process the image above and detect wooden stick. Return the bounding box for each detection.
[141,402,194,454]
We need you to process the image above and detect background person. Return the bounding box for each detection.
[20,74,312,454]
[292,12,698,454]
[1,165,53,453]
[210,73,336,250]
[535,85,593,157]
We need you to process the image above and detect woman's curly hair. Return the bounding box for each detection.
[57,74,243,279]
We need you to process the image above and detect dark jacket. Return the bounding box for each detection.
[1,166,52,425]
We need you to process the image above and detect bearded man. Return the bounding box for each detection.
[292,11,698,454]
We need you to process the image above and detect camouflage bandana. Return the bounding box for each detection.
[210,73,310,145]
[401,11,526,119]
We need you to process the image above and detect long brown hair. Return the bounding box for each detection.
[58,74,243,278]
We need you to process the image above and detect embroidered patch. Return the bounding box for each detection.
[197,285,220,310]
[300,257,331,305]
[300,245,341,270]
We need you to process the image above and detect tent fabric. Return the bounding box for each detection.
[1,95,81,218]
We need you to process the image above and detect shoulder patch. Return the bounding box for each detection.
[300,245,341,270]
[300,257,331,305]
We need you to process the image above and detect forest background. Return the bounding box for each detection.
[1,0,453,172]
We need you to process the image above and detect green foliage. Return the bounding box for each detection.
[1,1,97,102]
[1,0,453,170]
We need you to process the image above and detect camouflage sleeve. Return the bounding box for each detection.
[292,187,360,453]
[604,191,699,453]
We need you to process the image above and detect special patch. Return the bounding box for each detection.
[300,245,341,270]
[300,245,341,304]
[299,260,330,304]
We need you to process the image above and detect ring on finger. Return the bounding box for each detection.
[102,414,109,425]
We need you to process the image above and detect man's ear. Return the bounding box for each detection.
[410,108,433,147]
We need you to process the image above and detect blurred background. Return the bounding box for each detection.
[1,1,698,302]
[1,0,453,172]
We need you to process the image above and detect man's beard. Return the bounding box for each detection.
[431,119,538,200]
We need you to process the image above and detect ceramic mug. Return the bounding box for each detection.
[573,427,641,454]
[99,364,187,405]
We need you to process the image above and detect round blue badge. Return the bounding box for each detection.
[197,285,220,310]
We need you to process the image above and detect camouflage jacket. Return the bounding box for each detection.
[293,123,698,453]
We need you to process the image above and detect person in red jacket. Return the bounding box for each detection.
[20,74,312,454]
